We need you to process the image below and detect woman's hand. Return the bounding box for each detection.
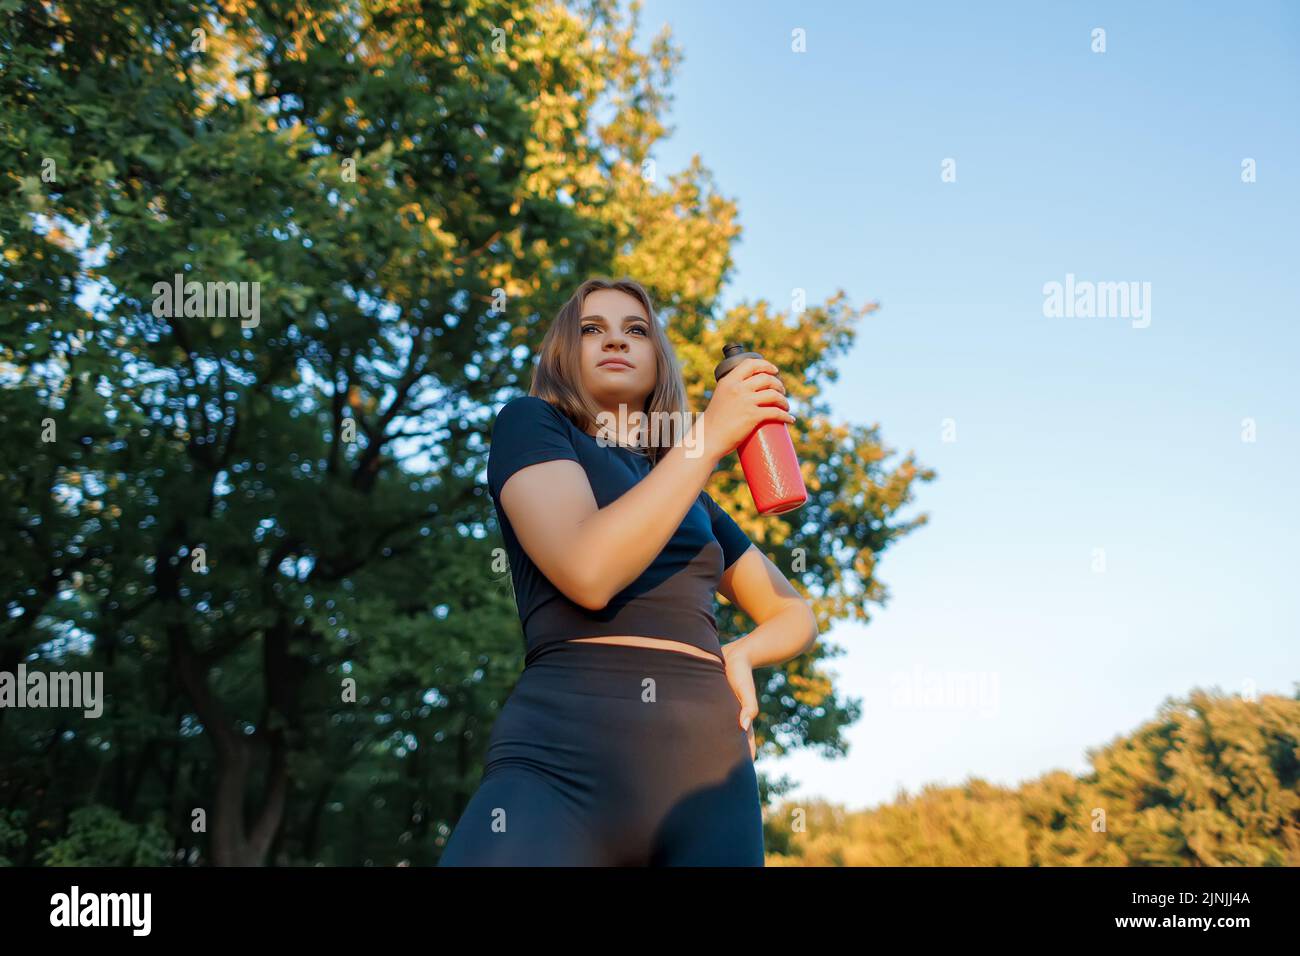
[722,642,759,761]
[697,357,794,464]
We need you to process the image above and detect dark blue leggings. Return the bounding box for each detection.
[438,640,765,866]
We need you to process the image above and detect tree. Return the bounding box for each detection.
[765,688,1300,866]
[1,0,931,864]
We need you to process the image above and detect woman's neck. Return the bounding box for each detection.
[586,412,644,447]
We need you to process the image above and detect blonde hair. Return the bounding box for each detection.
[529,277,689,466]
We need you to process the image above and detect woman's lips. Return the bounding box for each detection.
[598,359,633,370]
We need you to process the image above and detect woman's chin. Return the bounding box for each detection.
[587,385,650,406]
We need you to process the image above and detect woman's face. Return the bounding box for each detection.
[577,288,658,425]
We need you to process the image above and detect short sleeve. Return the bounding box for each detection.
[701,492,754,571]
[487,396,581,499]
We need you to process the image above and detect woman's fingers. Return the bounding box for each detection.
[752,387,789,410]
[738,700,758,731]
[723,645,760,753]
[730,680,757,731]
[745,371,786,394]
[739,357,780,379]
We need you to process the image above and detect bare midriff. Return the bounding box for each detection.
[564,636,725,666]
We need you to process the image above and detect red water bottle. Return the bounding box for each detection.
[713,343,808,515]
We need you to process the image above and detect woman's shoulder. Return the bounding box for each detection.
[493,395,571,434]
[493,395,556,418]
[487,396,583,498]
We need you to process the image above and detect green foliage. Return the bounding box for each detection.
[0,0,928,864]
[766,688,1300,866]
[0,810,28,866]
[36,805,172,867]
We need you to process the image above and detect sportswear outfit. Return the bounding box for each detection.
[438,396,765,866]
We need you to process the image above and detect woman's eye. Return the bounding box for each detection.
[582,324,648,335]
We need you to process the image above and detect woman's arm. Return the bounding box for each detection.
[717,548,818,669]
[499,427,721,610]
[716,547,818,756]
[499,358,793,610]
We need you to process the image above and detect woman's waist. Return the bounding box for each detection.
[522,632,726,673]
[523,592,718,643]
[564,635,724,665]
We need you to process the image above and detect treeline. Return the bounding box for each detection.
[764,688,1300,866]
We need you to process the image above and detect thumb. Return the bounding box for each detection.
[738,699,758,731]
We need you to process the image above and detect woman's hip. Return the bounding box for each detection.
[484,639,750,794]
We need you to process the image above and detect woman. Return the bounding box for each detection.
[438,277,819,866]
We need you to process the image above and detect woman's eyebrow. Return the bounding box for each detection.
[579,314,647,324]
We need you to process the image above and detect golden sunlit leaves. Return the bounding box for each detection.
[0,2,940,856]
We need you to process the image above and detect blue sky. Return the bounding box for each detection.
[636,0,1300,810]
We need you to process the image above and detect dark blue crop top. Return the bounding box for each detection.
[486,395,754,666]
